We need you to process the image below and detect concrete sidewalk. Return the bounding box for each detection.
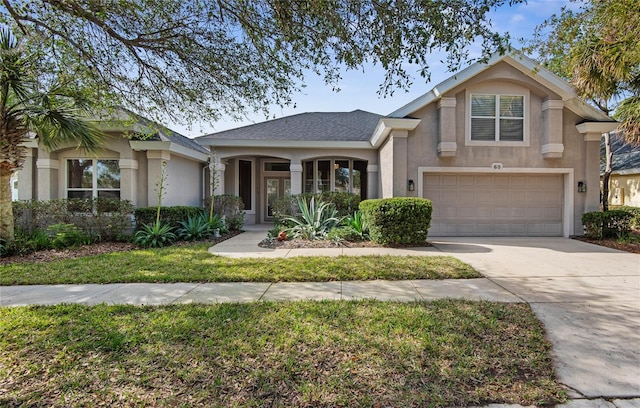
[0,278,521,307]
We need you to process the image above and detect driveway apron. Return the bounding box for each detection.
[431,237,640,399]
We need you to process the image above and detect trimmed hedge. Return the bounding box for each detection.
[134,206,206,230]
[616,206,640,229]
[13,198,134,241]
[582,210,633,239]
[359,197,432,245]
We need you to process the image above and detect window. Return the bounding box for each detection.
[303,159,367,199]
[471,94,524,142]
[238,159,252,211]
[67,159,120,199]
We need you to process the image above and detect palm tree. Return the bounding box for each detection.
[0,28,103,240]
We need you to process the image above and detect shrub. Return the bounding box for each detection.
[134,206,206,231]
[46,223,91,249]
[282,196,342,240]
[177,215,214,241]
[133,222,177,248]
[203,195,245,231]
[582,210,633,239]
[617,206,640,230]
[327,226,362,242]
[359,198,432,246]
[273,192,360,226]
[13,198,134,241]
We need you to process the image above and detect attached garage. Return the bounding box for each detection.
[423,173,565,236]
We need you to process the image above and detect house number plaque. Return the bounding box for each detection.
[491,163,504,170]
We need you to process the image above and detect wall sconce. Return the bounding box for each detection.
[408,179,415,191]
[577,181,587,193]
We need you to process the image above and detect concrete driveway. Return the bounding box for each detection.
[431,237,640,400]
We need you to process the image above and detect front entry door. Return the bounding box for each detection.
[265,177,291,220]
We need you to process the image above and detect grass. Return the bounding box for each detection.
[0,244,478,285]
[0,300,565,407]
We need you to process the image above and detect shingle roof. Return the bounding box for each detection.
[600,133,640,174]
[121,109,209,155]
[197,110,382,143]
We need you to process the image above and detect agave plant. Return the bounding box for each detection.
[177,215,213,241]
[133,222,176,248]
[344,210,369,239]
[282,196,342,240]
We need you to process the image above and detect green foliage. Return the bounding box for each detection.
[177,215,213,241]
[617,206,640,229]
[1,1,517,126]
[273,192,360,227]
[326,226,362,243]
[582,210,633,239]
[203,195,245,231]
[282,196,342,240]
[46,223,90,249]
[133,222,177,248]
[343,211,369,240]
[360,198,432,246]
[13,198,134,242]
[134,206,206,231]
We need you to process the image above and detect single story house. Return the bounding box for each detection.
[16,108,211,208]
[197,51,618,237]
[602,133,640,207]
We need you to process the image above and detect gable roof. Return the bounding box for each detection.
[389,50,613,123]
[601,133,640,175]
[197,110,383,147]
[106,108,209,155]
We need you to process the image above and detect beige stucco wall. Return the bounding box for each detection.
[400,63,599,235]
[608,174,640,207]
[18,133,206,209]
[162,154,204,207]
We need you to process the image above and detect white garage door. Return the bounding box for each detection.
[423,173,563,236]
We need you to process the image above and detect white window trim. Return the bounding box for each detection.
[466,91,530,147]
[66,158,121,199]
[303,159,363,195]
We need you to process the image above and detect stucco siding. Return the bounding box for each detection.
[163,155,204,207]
[609,174,640,207]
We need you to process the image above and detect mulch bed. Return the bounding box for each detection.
[573,234,640,254]
[0,231,242,266]
[258,238,433,249]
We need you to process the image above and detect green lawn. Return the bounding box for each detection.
[0,300,565,407]
[0,243,478,285]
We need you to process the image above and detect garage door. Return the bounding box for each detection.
[423,174,563,236]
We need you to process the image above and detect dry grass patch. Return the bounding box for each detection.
[0,301,565,407]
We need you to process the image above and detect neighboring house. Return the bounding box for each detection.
[602,133,640,207]
[16,109,210,208]
[197,51,618,237]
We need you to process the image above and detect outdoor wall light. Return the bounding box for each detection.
[408,179,415,191]
[577,181,587,193]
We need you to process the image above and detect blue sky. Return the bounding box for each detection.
[175,0,583,138]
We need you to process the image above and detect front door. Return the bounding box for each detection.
[265,177,291,220]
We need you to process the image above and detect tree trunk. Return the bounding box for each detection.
[0,167,15,240]
[602,132,613,212]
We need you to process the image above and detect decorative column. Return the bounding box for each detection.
[542,100,564,158]
[17,148,35,200]
[366,164,378,199]
[36,150,59,200]
[437,97,457,157]
[212,161,226,196]
[118,159,138,204]
[289,162,303,195]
